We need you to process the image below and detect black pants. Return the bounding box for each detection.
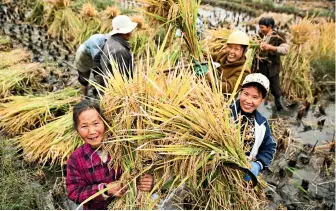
[269,74,282,99]
[258,63,282,99]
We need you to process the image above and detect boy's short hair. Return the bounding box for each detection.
[259,17,275,28]
[242,82,267,99]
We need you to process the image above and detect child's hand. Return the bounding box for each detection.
[137,174,154,192]
[244,161,261,181]
[106,182,127,197]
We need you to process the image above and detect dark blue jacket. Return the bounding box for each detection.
[230,100,276,169]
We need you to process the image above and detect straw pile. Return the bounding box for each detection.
[0,88,80,136]
[87,45,268,209]
[0,49,31,69]
[281,17,334,102]
[14,112,83,166]
[44,0,81,43]
[142,0,204,62]
[0,63,46,98]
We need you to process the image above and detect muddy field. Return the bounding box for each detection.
[0,0,335,210]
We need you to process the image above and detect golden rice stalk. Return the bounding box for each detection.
[47,7,82,43]
[75,16,101,47]
[131,15,146,29]
[80,2,97,18]
[203,29,232,53]
[142,0,204,61]
[0,63,46,98]
[0,49,31,69]
[43,0,70,8]
[280,17,333,102]
[92,33,266,209]
[14,112,83,166]
[99,6,120,33]
[0,88,80,136]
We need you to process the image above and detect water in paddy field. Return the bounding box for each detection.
[259,96,335,147]
[198,5,258,35]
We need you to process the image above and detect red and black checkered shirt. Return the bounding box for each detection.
[66,143,122,210]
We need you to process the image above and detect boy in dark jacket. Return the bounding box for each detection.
[252,17,289,111]
[231,73,276,180]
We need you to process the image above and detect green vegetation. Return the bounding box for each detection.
[0,140,40,209]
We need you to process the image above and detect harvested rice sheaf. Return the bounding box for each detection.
[0,63,46,97]
[0,88,80,136]
[14,112,83,166]
[94,56,267,209]
[0,49,31,69]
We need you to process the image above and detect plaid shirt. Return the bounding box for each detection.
[66,143,122,210]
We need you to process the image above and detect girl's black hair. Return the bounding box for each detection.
[242,82,267,99]
[73,99,107,131]
[259,17,275,28]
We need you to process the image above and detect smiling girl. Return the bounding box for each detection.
[230,73,276,180]
[66,99,153,209]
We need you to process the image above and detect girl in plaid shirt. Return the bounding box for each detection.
[66,99,153,209]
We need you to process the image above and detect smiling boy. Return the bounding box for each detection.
[230,73,276,180]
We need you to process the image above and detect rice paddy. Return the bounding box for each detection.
[0,0,334,210]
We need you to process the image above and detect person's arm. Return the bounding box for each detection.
[66,156,106,204]
[221,68,250,94]
[260,42,289,55]
[255,122,277,170]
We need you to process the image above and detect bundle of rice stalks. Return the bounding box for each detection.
[0,49,31,69]
[14,112,83,166]
[82,34,267,210]
[131,15,146,29]
[281,17,329,102]
[80,2,97,17]
[0,63,46,98]
[203,29,232,53]
[142,0,204,62]
[45,0,81,44]
[28,0,45,24]
[0,88,80,136]
[99,6,120,33]
[0,35,13,51]
[75,3,101,46]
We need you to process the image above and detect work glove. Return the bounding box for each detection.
[244,161,261,181]
[193,61,209,76]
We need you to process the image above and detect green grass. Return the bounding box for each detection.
[311,55,335,82]
[0,140,41,209]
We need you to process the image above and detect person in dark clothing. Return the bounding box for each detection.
[230,73,276,180]
[251,17,289,111]
[100,15,137,85]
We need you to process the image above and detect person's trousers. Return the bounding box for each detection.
[269,74,282,99]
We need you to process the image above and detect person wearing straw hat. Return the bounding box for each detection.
[100,15,138,84]
[230,73,276,181]
[206,30,251,94]
[251,16,289,111]
[74,34,107,96]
